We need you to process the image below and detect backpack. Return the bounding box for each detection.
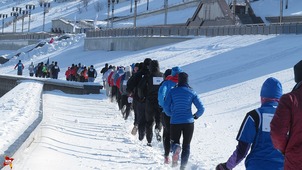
[137,75,148,101]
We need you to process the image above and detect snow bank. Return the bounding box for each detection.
[0,81,43,168]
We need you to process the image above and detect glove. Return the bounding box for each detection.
[193,114,198,119]
[127,96,133,103]
[216,163,230,170]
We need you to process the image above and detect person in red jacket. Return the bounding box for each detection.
[65,67,71,81]
[270,60,302,170]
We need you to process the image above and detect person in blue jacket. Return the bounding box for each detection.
[216,77,284,170]
[163,72,205,169]
[14,60,24,76]
[158,66,180,164]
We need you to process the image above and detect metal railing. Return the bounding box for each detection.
[0,32,57,40]
[86,23,302,38]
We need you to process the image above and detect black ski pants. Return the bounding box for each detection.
[145,99,162,143]
[170,123,194,167]
[134,101,146,141]
[162,113,171,157]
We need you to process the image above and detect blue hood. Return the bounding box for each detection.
[260,77,282,99]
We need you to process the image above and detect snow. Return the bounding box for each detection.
[0,0,302,170]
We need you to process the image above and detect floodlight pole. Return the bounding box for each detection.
[107,0,110,28]
[0,14,8,33]
[11,7,22,32]
[280,0,283,24]
[26,4,35,32]
[164,0,168,25]
[134,0,137,28]
[111,0,115,28]
[21,10,29,32]
[233,0,236,24]
[40,2,51,32]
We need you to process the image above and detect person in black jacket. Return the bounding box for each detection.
[100,63,109,86]
[127,63,142,136]
[87,65,97,82]
[145,60,163,145]
[126,58,151,146]
[51,62,60,79]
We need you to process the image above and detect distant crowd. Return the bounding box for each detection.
[14,60,60,79]
[64,63,97,82]
[14,60,98,83]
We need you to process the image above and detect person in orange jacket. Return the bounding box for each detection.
[65,67,72,81]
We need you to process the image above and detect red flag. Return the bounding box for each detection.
[3,156,14,169]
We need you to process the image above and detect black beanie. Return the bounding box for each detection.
[163,69,172,79]
[294,60,302,83]
[178,72,188,85]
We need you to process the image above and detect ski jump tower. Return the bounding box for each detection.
[186,0,263,27]
[186,0,235,27]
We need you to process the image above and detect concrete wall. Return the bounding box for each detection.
[0,74,102,97]
[84,36,192,51]
[0,32,57,50]
[52,19,82,33]
[0,40,39,50]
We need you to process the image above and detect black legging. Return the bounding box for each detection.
[135,101,146,141]
[120,95,132,119]
[162,113,171,157]
[110,86,117,102]
[170,123,194,167]
[170,123,194,145]
[145,99,162,143]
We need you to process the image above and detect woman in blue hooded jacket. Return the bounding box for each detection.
[158,66,181,164]
[163,72,205,169]
[216,77,284,170]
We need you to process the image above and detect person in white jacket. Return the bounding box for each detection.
[103,65,114,97]
[28,62,35,77]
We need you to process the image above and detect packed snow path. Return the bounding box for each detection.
[12,91,177,170]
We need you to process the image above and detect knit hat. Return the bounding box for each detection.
[131,63,135,70]
[125,66,132,73]
[117,68,125,76]
[260,77,283,99]
[171,66,182,76]
[163,69,172,79]
[294,60,302,83]
[178,72,188,85]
